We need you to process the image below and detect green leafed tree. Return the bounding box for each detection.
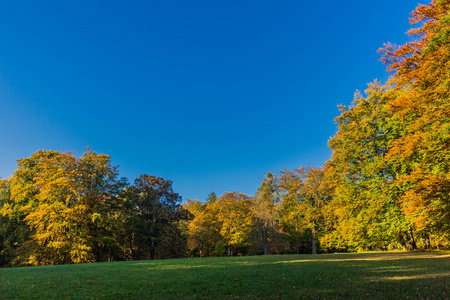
[325,82,417,251]
[121,174,188,260]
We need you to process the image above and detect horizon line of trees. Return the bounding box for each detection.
[1,0,449,267]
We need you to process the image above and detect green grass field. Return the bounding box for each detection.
[1,251,449,299]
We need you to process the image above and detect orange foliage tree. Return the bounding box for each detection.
[379,0,450,241]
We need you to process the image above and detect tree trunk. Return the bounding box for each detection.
[151,240,156,260]
[261,226,268,255]
[312,229,317,255]
[407,228,417,250]
[423,233,431,251]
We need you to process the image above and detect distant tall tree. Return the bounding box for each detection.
[301,167,333,254]
[252,172,281,255]
[185,192,255,257]
[277,169,308,254]
[205,192,217,204]
[184,199,220,257]
[122,175,187,260]
[278,166,332,254]
[212,192,254,255]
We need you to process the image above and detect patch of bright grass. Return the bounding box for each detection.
[1,251,449,299]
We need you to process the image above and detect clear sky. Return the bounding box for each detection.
[0,1,418,201]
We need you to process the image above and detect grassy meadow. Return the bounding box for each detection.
[0,251,449,299]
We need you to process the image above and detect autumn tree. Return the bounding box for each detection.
[379,0,450,243]
[184,199,220,256]
[183,192,221,257]
[325,83,417,251]
[121,174,187,260]
[205,192,217,204]
[15,150,126,264]
[0,150,127,265]
[278,166,332,254]
[0,178,19,267]
[212,192,254,255]
[1,150,195,265]
[277,169,309,254]
[322,0,450,250]
[252,172,282,255]
[1,150,60,266]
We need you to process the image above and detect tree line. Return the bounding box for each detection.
[183,167,333,257]
[1,0,449,266]
[0,149,191,266]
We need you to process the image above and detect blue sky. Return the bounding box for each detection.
[0,1,418,201]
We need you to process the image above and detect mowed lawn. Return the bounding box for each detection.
[1,252,449,299]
